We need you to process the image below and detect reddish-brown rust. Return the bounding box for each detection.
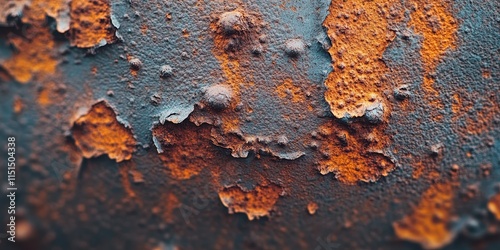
[488,192,500,221]
[307,201,318,215]
[319,0,402,184]
[0,26,58,83]
[152,121,216,180]
[218,184,282,220]
[71,101,137,162]
[393,182,458,249]
[409,0,457,121]
[69,0,116,48]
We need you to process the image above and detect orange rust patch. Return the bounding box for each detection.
[160,193,181,223]
[210,52,244,132]
[1,26,58,84]
[393,182,457,249]
[316,121,395,184]
[218,184,282,220]
[323,0,401,119]
[182,29,190,38]
[318,0,401,184]
[118,162,137,198]
[0,0,65,84]
[13,96,24,114]
[209,9,266,133]
[276,78,305,103]
[152,121,215,180]
[409,0,458,120]
[451,93,462,116]
[21,0,70,31]
[140,24,148,35]
[450,88,500,136]
[482,69,491,79]
[307,201,318,215]
[71,101,136,162]
[318,141,395,183]
[37,82,65,106]
[488,193,500,221]
[69,0,117,48]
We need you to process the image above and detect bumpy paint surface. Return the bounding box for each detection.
[0,0,499,249]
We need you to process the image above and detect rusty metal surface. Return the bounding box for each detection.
[0,0,499,249]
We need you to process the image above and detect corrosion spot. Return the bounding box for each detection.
[218,184,282,220]
[13,96,24,114]
[488,192,500,221]
[71,101,136,162]
[393,183,457,249]
[1,26,58,83]
[409,0,458,120]
[323,0,400,119]
[69,0,117,48]
[307,202,318,215]
[276,78,306,103]
[318,0,399,184]
[152,121,215,180]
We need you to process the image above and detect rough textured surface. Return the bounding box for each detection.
[71,101,136,162]
[0,0,499,249]
[218,184,282,220]
[393,182,457,249]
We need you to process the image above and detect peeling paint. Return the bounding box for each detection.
[71,101,136,162]
[219,184,282,220]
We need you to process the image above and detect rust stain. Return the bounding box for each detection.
[0,0,68,83]
[307,201,318,215]
[118,161,138,198]
[69,0,116,48]
[317,133,395,183]
[318,0,400,184]
[218,184,282,220]
[13,96,24,114]
[488,192,500,221]
[152,121,215,180]
[1,26,58,83]
[37,81,65,106]
[160,193,181,223]
[393,182,457,249]
[450,88,500,136]
[409,0,458,121]
[316,122,395,184]
[21,0,70,30]
[276,78,305,103]
[323,0,400,119]
[209,9,266,133]
[71,101,137,162]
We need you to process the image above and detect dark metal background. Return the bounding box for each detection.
[0,0,499,249]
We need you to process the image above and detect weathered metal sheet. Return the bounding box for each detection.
[0,0,499,249]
